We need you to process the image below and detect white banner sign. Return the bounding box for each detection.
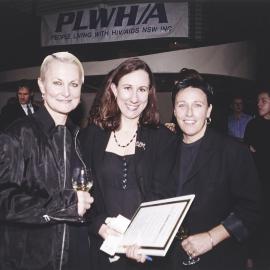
[41,2,188,46]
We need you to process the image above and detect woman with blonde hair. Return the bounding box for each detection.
[0,52,93,270]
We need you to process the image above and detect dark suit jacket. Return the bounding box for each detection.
[80,123,177,269]
[0,101,39,130]
[169,128,261,270]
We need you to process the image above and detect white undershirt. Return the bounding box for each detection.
[21,103,34,115]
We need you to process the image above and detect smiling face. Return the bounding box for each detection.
[111,69,149,123]
[38,60,82,124]
[174,86,212,143]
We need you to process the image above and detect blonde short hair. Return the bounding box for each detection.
[40,52,84,83]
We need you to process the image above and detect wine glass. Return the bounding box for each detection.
[175,226,200,266]
[72,167,93,192]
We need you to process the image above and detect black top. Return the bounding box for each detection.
[177,138,202,195]
[102,152,141,219]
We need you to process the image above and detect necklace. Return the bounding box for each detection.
[113,130,137,148]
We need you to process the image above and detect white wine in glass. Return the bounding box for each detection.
[72,167,93,192]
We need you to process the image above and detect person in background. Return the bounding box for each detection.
[244,88,270,270]
[228,95,252,141]
[244,88,270,190]
[80,57,176,270]
[0,79,39,130]
[167,70,261,270]
[0,52,93,270]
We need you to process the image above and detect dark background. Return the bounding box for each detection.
[0,0,269,126]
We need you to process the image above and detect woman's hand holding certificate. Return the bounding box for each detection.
[99,195,195,257]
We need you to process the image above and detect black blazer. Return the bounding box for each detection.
[0,101,39,130]
[80,123,177,235]
[169,128,261,270]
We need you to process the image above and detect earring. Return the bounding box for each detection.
[206,117,211,125]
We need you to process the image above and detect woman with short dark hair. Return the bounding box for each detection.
[168,69,261,270]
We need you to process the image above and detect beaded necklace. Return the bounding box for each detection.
[113,130,137,148]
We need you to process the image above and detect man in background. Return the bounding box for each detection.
[228,95,252,141]
[0,79,39,130]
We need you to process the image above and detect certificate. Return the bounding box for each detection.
[100,194,195,257]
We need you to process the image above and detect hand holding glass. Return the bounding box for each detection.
[72,167,93,192]
[176,226,200,266]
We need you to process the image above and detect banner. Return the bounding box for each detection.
[41,2,188,46]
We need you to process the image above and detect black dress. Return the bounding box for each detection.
[93,152,154,270]
[102,152,142,220]
[92,152,170,270]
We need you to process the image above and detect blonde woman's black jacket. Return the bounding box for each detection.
[0,106,90,270]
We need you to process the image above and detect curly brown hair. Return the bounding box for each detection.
[89,58,160,131]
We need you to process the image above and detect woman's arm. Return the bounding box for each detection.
[0,133,92,224]
[182,141,261,257]
[223,142,261,241]
[181,224,230,257]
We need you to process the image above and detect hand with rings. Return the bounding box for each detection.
[187,250,196,258]
[182,232,214,257]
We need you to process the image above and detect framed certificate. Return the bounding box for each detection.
[116,194,195,256]
[118,195,195,256]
